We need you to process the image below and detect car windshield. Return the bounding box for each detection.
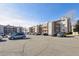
[59,32,64,34]
[11,32,25,36]
[11,33,17,36]
[17,33,24,35]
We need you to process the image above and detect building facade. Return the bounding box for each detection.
[41,23,48,35]
[4,25,24,35]
[48,21,60,36]
[28,16,72,36]
[48,16,72,36]
[34,25,42,35]
[27,25,42,35]
[4,25,17,35]
[28,27,35,35]
[60,16,72,33]
[0,25,4,35]
[16,27,24,33]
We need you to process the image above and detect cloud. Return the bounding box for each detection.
[0,4,39,28]
[65,9,76,18]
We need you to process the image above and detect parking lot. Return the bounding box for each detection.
[0,35,79,56]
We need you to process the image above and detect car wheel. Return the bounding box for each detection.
[23,37,26,39]
[11,37,14,40]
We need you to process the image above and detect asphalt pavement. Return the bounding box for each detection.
[0,35,79,56]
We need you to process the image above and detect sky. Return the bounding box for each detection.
[0,3,79,28]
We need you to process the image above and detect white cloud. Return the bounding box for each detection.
[0,4,39,28]
[65,9,76,18]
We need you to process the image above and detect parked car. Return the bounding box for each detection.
[0,33,5,38]
[8,32,26,40]
[0,35,3,40]
[35,33,41,35]
[57,32,66,37]
[43,33,48,36]
[52,32,58,36]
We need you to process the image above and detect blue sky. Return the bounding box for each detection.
[0,3,78,27]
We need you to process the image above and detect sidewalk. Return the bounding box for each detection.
[66,34,79,36]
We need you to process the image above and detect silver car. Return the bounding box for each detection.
[57,32,66,37]
[8,32,26,40]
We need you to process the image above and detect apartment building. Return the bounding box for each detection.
[28,16,72,36]
[41,23,48,35]
[4,25,24,35]
[48,20,60,36]
[34,25,42,35]
[48,16,72,36]
[4,25,17,35]
[60,16,72,33]
[28,26,35,35]
[28,25,42,35]
[16,27,24,33]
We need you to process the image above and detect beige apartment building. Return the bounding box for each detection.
[28,25,42,35]
[27,24,48,35]
[28,16,72,35]
[27,27,34,35]
[33,25,42,35]
[41,23,48,35]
